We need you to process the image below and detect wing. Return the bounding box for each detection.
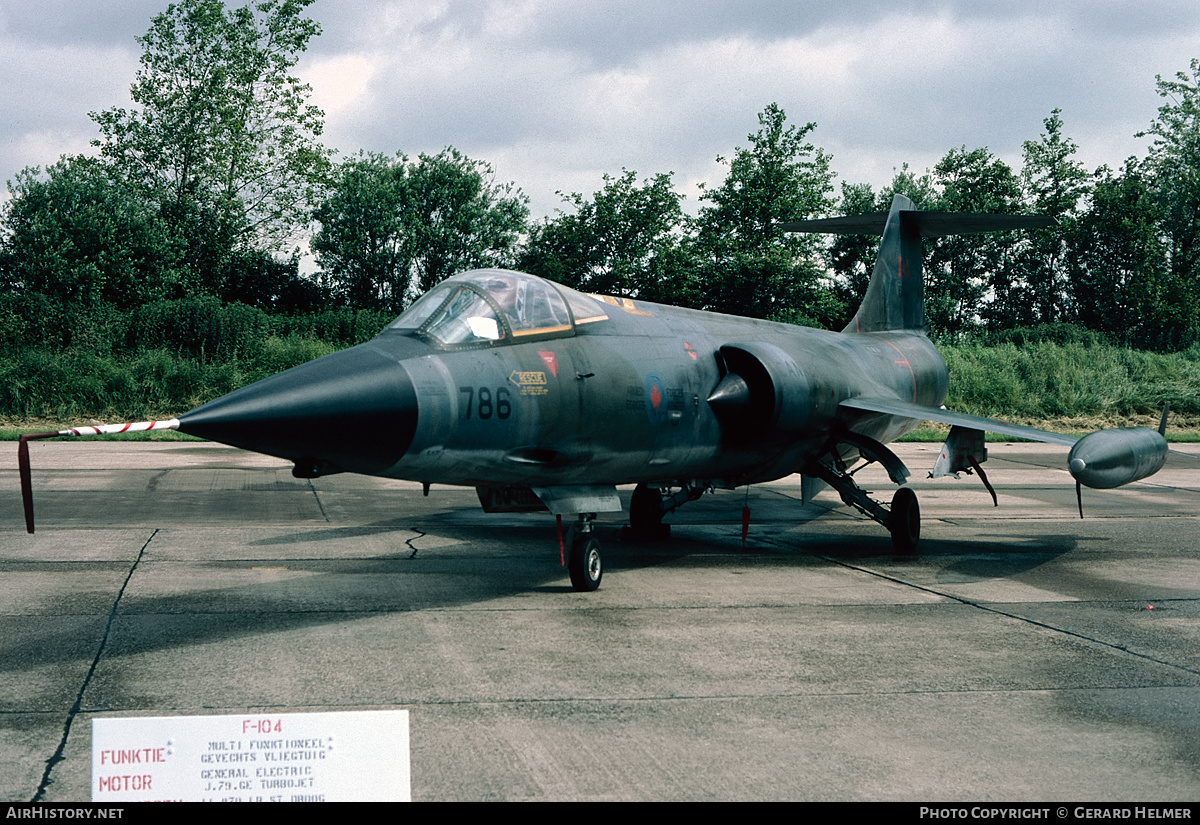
[838,396,1079,446]
[839,395,1193,501]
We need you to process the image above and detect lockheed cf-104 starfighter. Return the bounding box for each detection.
[19,195,1180,591]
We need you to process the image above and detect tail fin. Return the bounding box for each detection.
[783,195,1055,334]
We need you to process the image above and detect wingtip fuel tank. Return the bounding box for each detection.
[1067,427,1169,489]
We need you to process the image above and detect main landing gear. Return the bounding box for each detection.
[628,483,670,538]
[625,482,706,540]
[809,450,921,554]
[564,449,919,590]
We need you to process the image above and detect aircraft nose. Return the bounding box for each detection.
[177,343,418,477]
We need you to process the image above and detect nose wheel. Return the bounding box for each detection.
[568,533,603,591]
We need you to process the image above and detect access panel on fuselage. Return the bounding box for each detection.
[395,342,585,486]
[568,331,714,484]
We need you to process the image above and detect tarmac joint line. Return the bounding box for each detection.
[30,529,159,803]
[818,554,1200,680]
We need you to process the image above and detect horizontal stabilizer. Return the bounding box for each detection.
[781,212,1056,237]
[796,196,1057,334]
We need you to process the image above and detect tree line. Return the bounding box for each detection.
[2,0,1199,355]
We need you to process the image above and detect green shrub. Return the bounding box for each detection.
[130,297,269,361]
[981,323,1112,348]
[270,308,391,346]
[942,341,1200,418]
[247,336,339,381]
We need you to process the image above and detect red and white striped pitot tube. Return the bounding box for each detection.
[18,419,181,534]
[57,419,181,437]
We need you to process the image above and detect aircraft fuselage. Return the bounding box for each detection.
[347,298,947,490]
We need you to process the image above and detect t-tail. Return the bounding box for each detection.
[783,194,1056,333]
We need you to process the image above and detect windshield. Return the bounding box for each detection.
[387,269,593,348]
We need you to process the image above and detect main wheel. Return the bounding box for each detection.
[628,483,670,539]
[889,487,920,554]
[568,534,603,591]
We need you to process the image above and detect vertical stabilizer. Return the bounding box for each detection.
[845,195,923,333]
[782,196,1055,334]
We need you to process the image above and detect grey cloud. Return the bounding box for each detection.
[2,0,1198,218]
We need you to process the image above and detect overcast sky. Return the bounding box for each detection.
[2,0,1199,220]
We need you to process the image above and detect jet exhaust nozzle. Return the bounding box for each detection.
[1067,427,1168,490]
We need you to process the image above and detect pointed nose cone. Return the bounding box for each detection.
[178,343,418,477]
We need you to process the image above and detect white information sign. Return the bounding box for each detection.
[92,710,410,802]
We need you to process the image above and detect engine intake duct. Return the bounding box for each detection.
[708,343,812,446]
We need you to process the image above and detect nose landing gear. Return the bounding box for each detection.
[567,514,602,591]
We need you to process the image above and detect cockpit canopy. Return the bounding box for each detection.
[387,269,608,348]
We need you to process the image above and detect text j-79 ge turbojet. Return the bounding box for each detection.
[19,195,1178,591]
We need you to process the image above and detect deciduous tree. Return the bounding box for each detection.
[311,152,411,311]
[1136,58,1200,344]
[404,148,529,297]
[1070,163,1191,350]
[91,0,329,254]
[0,156,176,309]
[1012,109,1091,326]
[926,147,1021,338]
[520,169,687,302]
[312,149,528,312]
[689,104,839,323]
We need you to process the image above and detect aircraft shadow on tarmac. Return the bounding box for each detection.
[6,508,1195,683]
[226,503,1087,590]
[10,469,1194,675]
[3,524,867,673]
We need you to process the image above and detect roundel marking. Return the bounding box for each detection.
[645,373,665,426]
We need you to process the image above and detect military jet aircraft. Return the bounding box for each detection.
[19,195,1177,591]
